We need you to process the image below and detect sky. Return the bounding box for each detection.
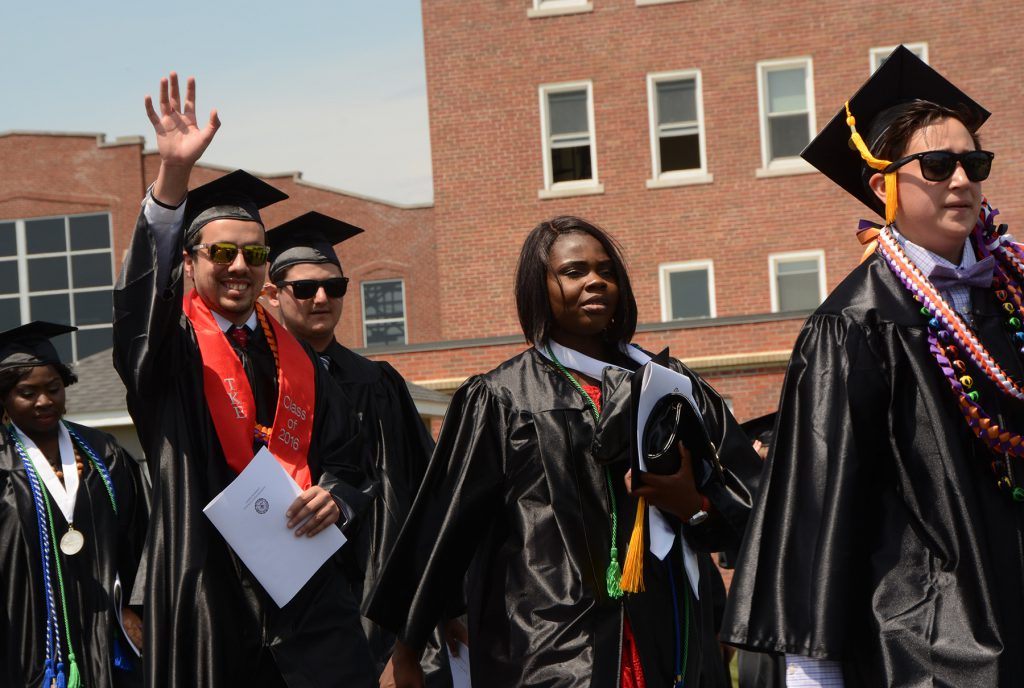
[0,1,433,205]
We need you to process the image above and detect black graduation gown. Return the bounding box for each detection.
[722,254,1024,686]
[0,422,146,688]
[367,347,757,688]
[112,212,376,688]
[319,342,452,686]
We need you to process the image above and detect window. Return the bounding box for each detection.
[528,0,592,17]
[0,213,114,361]
[539,81,602,197]
[757,58,816,171]
[659,260,715,321]
[870,43,928,72]
[769,250,826,312]
[362,279,407,347]
[647,70,711,186]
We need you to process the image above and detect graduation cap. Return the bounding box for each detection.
[183,170,289,246]
[740,411,777,446]
[0,321,76,375]
[266,211,364,283]
[802,45,990,222]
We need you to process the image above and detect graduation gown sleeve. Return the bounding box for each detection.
[365,375,504,651]
[721,313,888,660]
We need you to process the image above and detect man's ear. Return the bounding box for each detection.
[263,282,281,308]
[868,171,887,205]
[183,249,194,280]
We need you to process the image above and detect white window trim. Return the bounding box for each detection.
[528,0,592,18]
[637,0,698,5]
[360,278,408,347]
[768,249,826,313]
[659,259,716,321]
[870,42,929,72]
[0,212,114,361]
[646,69,713,187]
[538,80,602,198]
[756,57,817,175]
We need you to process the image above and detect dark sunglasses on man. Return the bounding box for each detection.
[275,278,350,299]
[882,149,994,183]
[191,242,271,267]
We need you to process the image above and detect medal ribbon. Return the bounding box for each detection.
[184,291,316,489]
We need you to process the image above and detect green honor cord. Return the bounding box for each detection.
[546,346,624,599]
[41,487,81,688]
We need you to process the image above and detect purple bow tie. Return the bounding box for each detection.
[927,255,995,291]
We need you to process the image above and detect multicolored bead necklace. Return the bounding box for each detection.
[871,199,1024,499]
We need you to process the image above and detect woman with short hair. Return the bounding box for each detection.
[0,322,147,688]
[370,215,756,688]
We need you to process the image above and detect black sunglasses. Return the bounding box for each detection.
[191,242,271,267]
[276,277,349,299]
[883,149,994,183]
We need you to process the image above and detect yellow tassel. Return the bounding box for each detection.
[884,172,898,226]
[620,496,646,593]
[845,101,898,225]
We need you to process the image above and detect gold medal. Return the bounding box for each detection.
[59,527,84,555]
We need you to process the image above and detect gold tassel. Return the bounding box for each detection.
[845,101,898,225]
[620,496,647,593]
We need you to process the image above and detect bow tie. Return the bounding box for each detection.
[927,255,995,292]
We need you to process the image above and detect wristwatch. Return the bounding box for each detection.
[687,509,709,526]
[687,495,711,526]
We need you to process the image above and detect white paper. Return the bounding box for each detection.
[447,641,471,688]
[635,361,702,598]
[203,447,346,607]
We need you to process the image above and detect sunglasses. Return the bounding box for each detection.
[883,150,994,183]
[276,277,350,299]
[192,242,271,267]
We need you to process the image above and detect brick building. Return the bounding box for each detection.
[393,0,1024,424]
[3,0,1024,444]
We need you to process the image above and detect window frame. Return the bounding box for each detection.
[360,277,408,347]
[755,57,817,175]
[528,0,593,17]
[538,80,603,198]
[870,42,929,72]
[768,249,826,313]
[658,259,716,321]
[0,211,115,361]
[646,69,712,187]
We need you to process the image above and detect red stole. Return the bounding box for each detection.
[183,291,315,489]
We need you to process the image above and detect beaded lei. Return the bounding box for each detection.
[868,198,1024,500]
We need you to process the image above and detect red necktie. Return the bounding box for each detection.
[229,325,250,350]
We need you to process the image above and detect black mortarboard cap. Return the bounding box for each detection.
[740,412,777,445]
[802,45,990,217]
[0,321,76,374]
[266,211,364,282]
[182,169,289,245]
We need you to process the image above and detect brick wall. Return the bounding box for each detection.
[421,0,1024,352]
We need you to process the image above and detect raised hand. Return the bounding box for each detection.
[145,72,220,168]
[144,72,221,205]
